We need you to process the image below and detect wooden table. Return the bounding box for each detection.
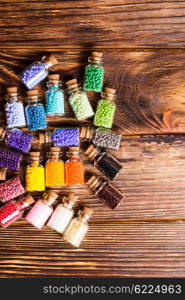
[0,0,185,278]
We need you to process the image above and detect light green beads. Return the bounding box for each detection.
[69,91,94,121]
[94,99,115,129]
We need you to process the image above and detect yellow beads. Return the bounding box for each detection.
[26,164,45,191]
[45,161,65,187]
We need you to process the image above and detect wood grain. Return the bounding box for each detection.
[1,0,185,48]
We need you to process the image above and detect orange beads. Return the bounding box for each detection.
[65,160,84,185]
[45,161,65,187]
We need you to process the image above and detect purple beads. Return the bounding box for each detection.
[5,129,33,153]
[0,147,23,171]
[51,128,80,147]
[20,62,48,89]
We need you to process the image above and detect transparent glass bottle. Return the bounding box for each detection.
[66,79,94,121]
[85,144,122,180]
[25,191,58,229]
[25,151,45,192]
[38,128,80,147]
[83,51,104,92]
[94,87,116,129]
[45,74,65,116]
[45,147,65,188]
[63,207,93,248]
[86,175,124,209]
[47,192,78,233]
[0,194,35,228]
[25,89,47,131]
[20,55,58,89]
[5,86,26,129]
[80,126,122,151]
[65,147,84,186]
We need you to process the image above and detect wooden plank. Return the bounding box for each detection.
[1,49,185,134]
[1,1,185,48]
[0,221,185,277]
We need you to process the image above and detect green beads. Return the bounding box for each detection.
[84,65,104,92]
[69,91,94,121]
[94,99,115,129]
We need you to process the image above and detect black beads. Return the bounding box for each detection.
[97,153,122,180]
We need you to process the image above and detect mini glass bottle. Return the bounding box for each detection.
[25,191,58,229]
[94,87,116,129]
[5,86,26,129]
[65,147,84,186]
[63,207,93,248]
[0,194,35,228]
[83,51,104,92]
[85,145,122,180]
[45,147,65,188]
[86,175,124,209]
[0,176,25,203]
[0,146,23,172]
[80,126,122,151]
[47,192,78,233]
[25,89,47,131]
[66,79,94,121]
[45,74,65,116]
[25,151,45,192]
[20,55,58,89]
[0,127,33,153]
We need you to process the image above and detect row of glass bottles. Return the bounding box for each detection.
[25,147,84,191]
[0,191,93,248]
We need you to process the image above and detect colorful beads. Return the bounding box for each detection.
[5,129,33,153]
[25,200,53,229]
[93,127,121,150]
[45,161,65,187]
[69,91,94,120]
[51,128,80,147]
[26,164,45,191]
[21,62,48,89]
[0,147,23,171]
[65,161,84,186]
[97,182,123,209]
[94,99,115,128]
[0,176,25,203]
[5,100,26,129]
[25,103,47,131]
[45,85,65,116]
[84,65,104,92]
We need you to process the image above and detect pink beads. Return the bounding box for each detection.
[25,200,53,229]
[0,176,25,203]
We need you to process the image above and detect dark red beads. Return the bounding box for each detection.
[0,176,25,203]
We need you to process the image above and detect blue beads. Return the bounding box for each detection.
[45,85,65,116]
[21,62,48,89]
[25,102,47,132]
[51,128,80,147]
[5,129,33,153]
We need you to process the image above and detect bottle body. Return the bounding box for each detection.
[64,218,89,247]
[0,176,25,203]
[45,84,65,116]
[84,63,104,92]
[93,127,121,150]
[25,101,47,131]
[51,128,80,147]
[5,129,33,153]
[26,162,45,191]
[5,99,26,129]
[20,61,49,89]
[95,152,122,180]
[45,159,65,187]
[65,158,84,186]
[0,147,23,171]
[0,200,23,228]
[25,200,53,229]
[69,90,94,121]
[47,204,74,233]
[96,182,123,209]
[94,99,115,128]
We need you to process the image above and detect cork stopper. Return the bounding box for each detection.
[49,146,60,157]
[66,79,79,92]
[86,175,102,191]
[38,133,51,144]
[90,51,103,63]
[48,74,60,85]
[0,127,6,140]
[104,87,116,100]
[79,207,93,222]
[23,193,35,206]
[80,127,94,140]
[45,55,58,66]
[85,144,100,160]
[43,191,59,206]
[6,86,18,98]
[66,146,80,158]
[27,89,39,101]
[29,151,40,162]
[0,168,6,181]
[63,192,78,209]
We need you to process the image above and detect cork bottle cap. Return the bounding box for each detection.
[86,175,102,191]
[24,193,35,206]
[79,207,93,222]
[104,87,116,99]
[0,168,6,181]
[49,147,60,157]
[80,127,94,140]
[29,151,40,162]
[91,51,103,62]
[45,55,58,66]
[43,191,59,206]
[38,133,51,144]
[0,127,6,140]
[65,79,78,91]
[85,144,99,160]
[27,89,39,101]
[7,86,18,94]
[63,192,78,209]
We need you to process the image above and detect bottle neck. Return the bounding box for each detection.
[7,96,18,103]
[30,161,40,166]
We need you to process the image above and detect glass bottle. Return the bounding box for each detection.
[83,51,104,92]
[66,79,94,121]
[86,175,124,209]
[25,89,47,131]
[25,151,45,192]
[0,193,35,228]
[80,126,122,151]
[65,147,84,186]
[20,55,58,89]
[45,74,65,116]
[47,192,78,233]
[25,191,58,229]
[0,146,23,172]
[5,86,26,129]
[94,87,116,129]
[39,128,80,147]
[45,147,65,188]
[0,127,33,153]
[0,176,25,203]
[63,207,93,248]
[85,144,122,180]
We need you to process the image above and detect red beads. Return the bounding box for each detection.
[0,176,25,203]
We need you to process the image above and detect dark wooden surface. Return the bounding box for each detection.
[1,1,185,278]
